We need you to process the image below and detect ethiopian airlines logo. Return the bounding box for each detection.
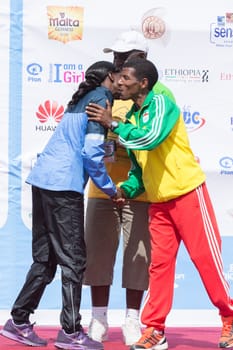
[47,6,84,44]
[36,100,64,123]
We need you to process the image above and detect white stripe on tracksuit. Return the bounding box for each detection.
[196,185,230,295]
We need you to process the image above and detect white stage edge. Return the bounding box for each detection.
[0,309,221,327]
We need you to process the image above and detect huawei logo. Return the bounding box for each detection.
[36,100,64,123]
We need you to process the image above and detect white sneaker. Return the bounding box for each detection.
[88,318,108,342]
[122,318,142,346]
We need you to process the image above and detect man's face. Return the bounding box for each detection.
[118,67,142,101]
[112,51,147,100]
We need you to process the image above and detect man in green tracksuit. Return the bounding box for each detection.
[86,57,233,350]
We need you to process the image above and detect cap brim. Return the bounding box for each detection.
[103,48,113,53]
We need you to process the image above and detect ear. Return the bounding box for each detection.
[108,72,114,83]
[141,77,149,89]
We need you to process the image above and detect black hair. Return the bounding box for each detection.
[122,58,158,90]
[67,61,119,107]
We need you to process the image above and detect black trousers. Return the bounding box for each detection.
[11,186,86,333]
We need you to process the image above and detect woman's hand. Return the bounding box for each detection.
[111,187,126,207]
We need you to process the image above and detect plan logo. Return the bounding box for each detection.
[35,100,64,132]
[26,63,43,82]
[47,6,84,44]
[210,13,233,48]
[182,105,206,132]
[219,156,233,175]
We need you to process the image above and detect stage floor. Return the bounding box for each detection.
[0,326,221,349]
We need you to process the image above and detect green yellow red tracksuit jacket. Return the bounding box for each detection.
[114,91,206,202]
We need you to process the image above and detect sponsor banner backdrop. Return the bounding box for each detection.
[0,0,233,312]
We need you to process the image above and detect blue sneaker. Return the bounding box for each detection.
[0,318,47,346]
[55,327,103,350]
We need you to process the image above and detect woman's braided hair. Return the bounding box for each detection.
[67,61,119,108]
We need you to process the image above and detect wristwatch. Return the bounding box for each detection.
[110,120,119,131]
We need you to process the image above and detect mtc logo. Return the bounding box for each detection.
[182,106,206,132]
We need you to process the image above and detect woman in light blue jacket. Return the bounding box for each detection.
[0,61,120,350]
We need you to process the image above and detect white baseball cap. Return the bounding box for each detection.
[103,30,149,53]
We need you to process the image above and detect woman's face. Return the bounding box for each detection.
[110,71,122,99]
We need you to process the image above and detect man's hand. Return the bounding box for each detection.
[86,100,113,129]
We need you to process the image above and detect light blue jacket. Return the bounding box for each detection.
[26,86,117,197]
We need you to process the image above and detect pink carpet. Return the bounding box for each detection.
[0,326,221,349]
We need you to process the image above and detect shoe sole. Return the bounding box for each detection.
[88,326,108,342]
[121,325,142,346]
[88,334,108,342]
[55,342,85,350]
[219,343,233,348]
[0,329,47,347]
[88,333,108,343]
[130,340,168,350]
[55,341,104,350]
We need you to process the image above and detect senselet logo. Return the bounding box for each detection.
[182,106,205,132]
[210,13,233,47]
[36,100,64,131]
[47,6,84,44]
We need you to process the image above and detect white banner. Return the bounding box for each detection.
[0,0,232,313]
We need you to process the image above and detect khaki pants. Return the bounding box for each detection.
[83,197,151,291]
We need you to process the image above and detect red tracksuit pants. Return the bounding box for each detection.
[141,183,233,331]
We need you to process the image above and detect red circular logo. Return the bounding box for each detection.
[142,15,166,39]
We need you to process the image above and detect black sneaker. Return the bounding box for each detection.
[0,318,47,346]
[55,328,103,350]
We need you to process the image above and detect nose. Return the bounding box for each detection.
[118,77,123,85]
